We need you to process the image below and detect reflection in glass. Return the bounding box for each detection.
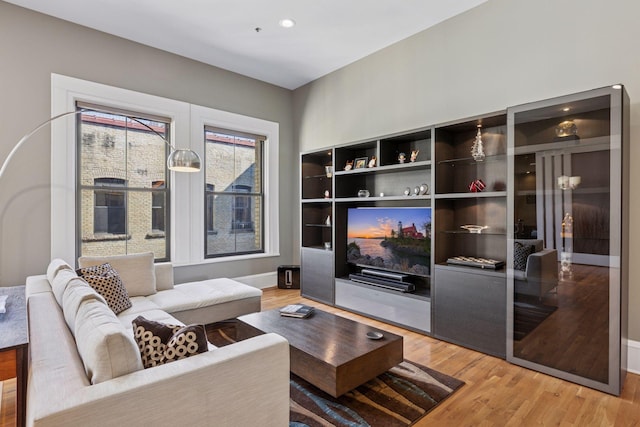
[511,94,614,386]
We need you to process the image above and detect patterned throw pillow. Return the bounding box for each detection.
[514,242,534,271]
[77,263,132,314]
[164,324,209,363]
[132,316,208,369]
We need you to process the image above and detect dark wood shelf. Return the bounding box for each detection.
[334,160,431,176]
[436,154,505,166]
[434,191,507,199]
[301,198,332,203]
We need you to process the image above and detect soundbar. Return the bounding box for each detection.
[360,268,409,282]
[349,273,415,293]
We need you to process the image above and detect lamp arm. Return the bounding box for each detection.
[0,110,186,181]
[0,110,84,181]
[128,116,177,151]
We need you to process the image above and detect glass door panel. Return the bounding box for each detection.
[507,86,627,395]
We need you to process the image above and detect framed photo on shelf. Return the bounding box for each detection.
[354,157,368,169]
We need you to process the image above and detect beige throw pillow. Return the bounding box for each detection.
[78,252,156,297]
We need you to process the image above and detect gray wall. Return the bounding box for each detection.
[293,0,640,340]
[0,1,294,286]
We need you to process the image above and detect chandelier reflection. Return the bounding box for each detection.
[557,175,581,190]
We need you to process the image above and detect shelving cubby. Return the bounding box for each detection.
[301,150,333,200]
[301,202,333,250]
[433,113,508,267]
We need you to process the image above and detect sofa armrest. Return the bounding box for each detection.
[29,334,290,427]
[525,249,558,282]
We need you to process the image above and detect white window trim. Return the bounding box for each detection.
[51,74,279,265]
[190,104,279,264]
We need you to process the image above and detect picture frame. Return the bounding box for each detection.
[354,157,368,169]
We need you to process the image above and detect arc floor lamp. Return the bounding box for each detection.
[0,109,201,180]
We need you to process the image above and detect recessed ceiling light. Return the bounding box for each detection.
[562,107,570,112]
[279,18,296,28]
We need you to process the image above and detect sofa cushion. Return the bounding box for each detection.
[46,258,74,283]
[77,263,132,314]
[515,239,543,253]
[147,278,262,314]
[51,268,80,307]
[132,316,208,368]
[117,296,163,319]
[62,278,107,332]
[78,252,156,297]
[514,241,534,271]
[74,299,143,384]
[154,262,174,291]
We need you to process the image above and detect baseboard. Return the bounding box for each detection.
[628,339,640,375]
[233,271,277,289]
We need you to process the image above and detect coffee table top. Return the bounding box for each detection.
[237,307,403,368]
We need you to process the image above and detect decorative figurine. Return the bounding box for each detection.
[325,165,333,178]
[410,149,419,162]
[398,152,406,163]
[344,160,353,171]
[471,125,485,162]
[468,178,486,193]
[324,190,330,198]
[368,156,377,168]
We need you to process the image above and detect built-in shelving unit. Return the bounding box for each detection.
[299,86,628,394]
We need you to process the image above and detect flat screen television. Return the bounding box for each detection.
[346,207,431,277]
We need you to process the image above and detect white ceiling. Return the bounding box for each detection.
[6,0,487,89]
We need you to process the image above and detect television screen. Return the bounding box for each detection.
[346,207,431,277]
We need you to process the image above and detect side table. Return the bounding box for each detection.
[0,286,28,427]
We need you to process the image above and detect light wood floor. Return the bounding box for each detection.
[3,286,639,426]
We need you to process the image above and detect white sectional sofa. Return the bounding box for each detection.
[24,254,290,427]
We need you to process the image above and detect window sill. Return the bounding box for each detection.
[82,234,131,242]
[172,251,281,267]
[145,231,166,239]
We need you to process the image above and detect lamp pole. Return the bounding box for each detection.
[0,109,200,181]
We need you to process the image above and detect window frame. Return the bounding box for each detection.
[51,74,279,266]
[204,127,264,258]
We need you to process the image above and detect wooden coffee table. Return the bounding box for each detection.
[236,307,403,397]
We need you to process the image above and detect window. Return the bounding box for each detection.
[76,105,170,260]
[231,185,253,231]
[94,178,125,234]
[53,74,279,266]
[204,127,264,257]
[206,184,216,234]
[151,181,166,233]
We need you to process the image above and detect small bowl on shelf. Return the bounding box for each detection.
[461,224,489,234]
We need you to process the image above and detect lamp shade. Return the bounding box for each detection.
[167,148,201,172]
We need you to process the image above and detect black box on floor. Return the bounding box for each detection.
[277,265,300,289]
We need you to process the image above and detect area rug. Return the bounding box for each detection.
[206,321,465,426]
[513,301,557,341]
